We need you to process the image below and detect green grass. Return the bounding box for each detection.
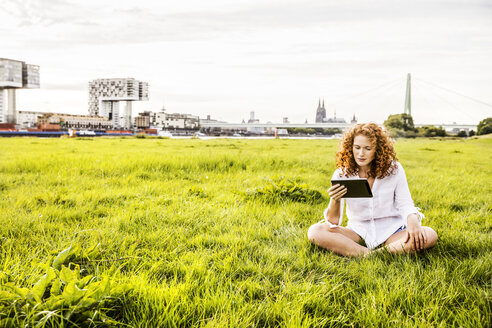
[0,137,490,327]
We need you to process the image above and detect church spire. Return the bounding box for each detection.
[322,98,325,109]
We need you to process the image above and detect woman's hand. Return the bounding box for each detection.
[328,184,347,202]
[405,214,427,251]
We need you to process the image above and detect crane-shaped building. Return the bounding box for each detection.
[0,58,40,124]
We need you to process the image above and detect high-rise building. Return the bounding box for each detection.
[0,58,40,123]
[88,78,149,129]
[248,111,259,124]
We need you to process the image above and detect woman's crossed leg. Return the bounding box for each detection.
[308,223,438,257]
[307,223,369,257]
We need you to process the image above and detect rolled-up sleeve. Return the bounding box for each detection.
[394,164,418,225]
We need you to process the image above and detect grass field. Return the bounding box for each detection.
[0,136,490,327]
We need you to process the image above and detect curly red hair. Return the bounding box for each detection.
[336,123,398,178]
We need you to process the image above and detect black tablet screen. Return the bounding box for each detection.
[331,179,373,198]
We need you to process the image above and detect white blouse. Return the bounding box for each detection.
[323,162,423,249]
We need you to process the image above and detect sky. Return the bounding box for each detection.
[1,0,491,124]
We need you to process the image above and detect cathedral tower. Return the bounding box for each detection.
[315,98,326,123]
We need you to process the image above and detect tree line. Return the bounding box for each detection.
[383,114,492,138]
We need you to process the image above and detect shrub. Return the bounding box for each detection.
[187,186,207,198]
[387,128,417,138]
[243,177,323,204]
[0,247,131,327]
[417,125,447,137]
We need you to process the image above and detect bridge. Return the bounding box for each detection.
[414,123,477,130]
[201,122,477,131]
[200,122,351,129]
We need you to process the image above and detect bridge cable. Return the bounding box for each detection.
[366,78,406,117]
[411,81,435,116]
[330,78,404,120]
[412,80,478,123]
[413,77,492,108]
[330,77,403,108]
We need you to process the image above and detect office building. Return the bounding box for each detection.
[0,58,40,123]
[17,110,45,128]
[134,109,200,130]
[134,111,152,129]
[88,78,148,129]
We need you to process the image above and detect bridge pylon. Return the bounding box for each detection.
[404,73,411,116]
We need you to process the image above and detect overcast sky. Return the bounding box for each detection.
[1,0,491,124]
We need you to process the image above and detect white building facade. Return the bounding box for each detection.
[151,111,199,130]
[134,110,200,130]
[38,113,112,130]
[17,110,45,128]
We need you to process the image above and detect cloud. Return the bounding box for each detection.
[2,0,491,51]
[1,0,85,26]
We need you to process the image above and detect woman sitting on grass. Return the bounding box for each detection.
[308,123,438,257]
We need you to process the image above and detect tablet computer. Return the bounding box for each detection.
[330,178,373,198]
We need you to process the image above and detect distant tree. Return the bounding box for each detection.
[287,127,339,135]
[384,113,416,131]
[457,130,467,138]
[323,128,341,135]
[469,130,476,137]
[417,125,447,137]
[287,128,312,135]
[477,117,492,135]
[384,113,417,138]
[404,130,417,138]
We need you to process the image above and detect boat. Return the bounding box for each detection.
[158,130,173,137]
[77,130,96,136]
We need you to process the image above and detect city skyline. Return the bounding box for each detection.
[1,0,491,124]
